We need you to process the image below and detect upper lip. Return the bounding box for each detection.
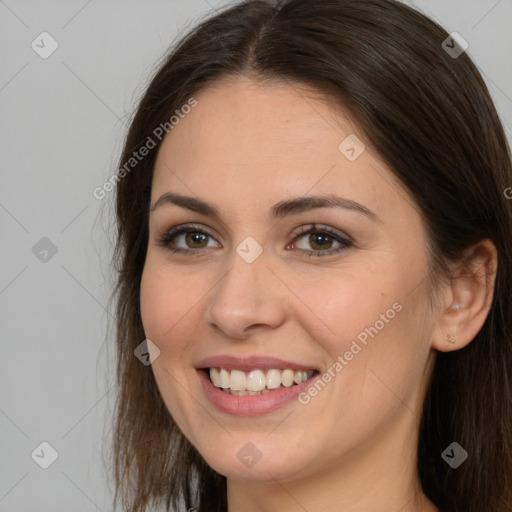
[196,355,320,372]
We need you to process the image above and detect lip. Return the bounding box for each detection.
[197,367,321,416]
[195,355,321,373]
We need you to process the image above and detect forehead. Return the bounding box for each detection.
[155,76,356,170]
[151,76,409,224]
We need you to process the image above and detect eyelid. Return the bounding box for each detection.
[288,224,353,257]
[157,222,353,256]
[291,223,353,243]
[160,223,220,244]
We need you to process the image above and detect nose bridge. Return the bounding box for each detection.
[205,241,286,338]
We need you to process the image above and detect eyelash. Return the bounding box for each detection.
[156,223,353,258]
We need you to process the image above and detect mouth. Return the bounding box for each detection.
[195,355,322,415]
[201,367,320,395]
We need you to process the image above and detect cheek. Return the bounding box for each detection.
[301,267,400,357]
[139,259,202,346]
[139,261,202,435]
[140,269,168,344]
[301,262,430,401]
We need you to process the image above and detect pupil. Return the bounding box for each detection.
[311,233,331,249]
[187,232,207,247]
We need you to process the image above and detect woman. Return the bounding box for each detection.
[110,0,512,511]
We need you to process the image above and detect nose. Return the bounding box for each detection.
[204,246,288,340]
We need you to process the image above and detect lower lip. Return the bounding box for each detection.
[197,369,319,416]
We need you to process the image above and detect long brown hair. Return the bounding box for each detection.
[108,1,512,510]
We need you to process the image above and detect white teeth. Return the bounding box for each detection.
[210,367,221,387]
[266,369,282,389]
[229,370,247,391]
[219,368,230,388]
[208,367,315,392]
[281,369,294,387]
[246,369,266,391]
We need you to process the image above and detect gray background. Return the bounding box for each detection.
[1,1,511,510]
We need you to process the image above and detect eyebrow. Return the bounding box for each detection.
[150,192,380,223]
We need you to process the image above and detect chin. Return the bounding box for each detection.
[193,436,314,483]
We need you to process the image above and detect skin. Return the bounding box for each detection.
[140,75,497,512]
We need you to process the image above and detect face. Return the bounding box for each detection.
[140,76,439,484]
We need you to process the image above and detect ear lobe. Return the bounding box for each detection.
[431,239,498,352]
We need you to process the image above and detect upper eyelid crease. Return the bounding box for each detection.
[149,192,381,224]
[158,224,353,258]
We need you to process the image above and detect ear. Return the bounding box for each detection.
[431,239,498,352]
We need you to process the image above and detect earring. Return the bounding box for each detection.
[447,334,457,345]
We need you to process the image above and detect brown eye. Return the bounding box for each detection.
[291,225,353,257]
[183,231,209,248]
[158,225,220,253]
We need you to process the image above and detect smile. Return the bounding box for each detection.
[196,355,321,415]
[208,367,317,395]
[195,355,321,416]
